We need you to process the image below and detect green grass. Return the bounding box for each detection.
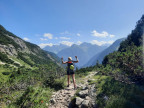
[75,71,91,84]
[90,73,144,108]
[1,74,66,108]
[71,87,82,101]
[10,57,31,68]
[0,66,13,84]
[0,63,65,107]
[8,86,53,108]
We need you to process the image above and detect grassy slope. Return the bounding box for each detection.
[0,25,65,108]
[77,15,144,108]
[92,15,144,108]
[88,73,144,108]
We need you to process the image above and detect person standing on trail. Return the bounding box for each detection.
[61,56,79,89]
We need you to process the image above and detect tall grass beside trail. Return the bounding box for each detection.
[88,73,144,108]
[0,64,66,108]
[8,86,53,108]
[1,76,66,108]
[75,66,94,78]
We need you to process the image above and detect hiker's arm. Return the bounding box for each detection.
[61,57,67,64]
[73,56,79,63]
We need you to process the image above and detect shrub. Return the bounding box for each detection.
[2,72,11,75]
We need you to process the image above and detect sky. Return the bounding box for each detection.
[0,0,144,48]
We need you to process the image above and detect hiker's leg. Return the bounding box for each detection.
[72,74,76,88]
[67,75,70,86]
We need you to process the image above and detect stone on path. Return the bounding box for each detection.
[81,100,90,108]
[78,89,89,98]
[49,72,97,108]
[85,96,91,100]
[76,97,84,106]
[50,98,56,104]
[82,86,88,90]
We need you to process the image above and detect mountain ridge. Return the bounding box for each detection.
[57,42,107,67]
[0,24,63,68]
[83,38,126,67]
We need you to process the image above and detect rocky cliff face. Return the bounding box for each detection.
[0,34,32,57]
[7,35,31,53]
[0,44,17,56]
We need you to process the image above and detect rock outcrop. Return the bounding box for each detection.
[0,44,17,56]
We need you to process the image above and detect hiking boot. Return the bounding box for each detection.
[74,87,77,90]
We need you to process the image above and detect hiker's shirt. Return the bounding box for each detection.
[67,61,74,75]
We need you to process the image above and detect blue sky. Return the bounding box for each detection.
[0,0,144,48]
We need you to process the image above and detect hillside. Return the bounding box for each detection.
[84,38,125,67]
[57,42,107,68]
[81,14,144,108]
[0,25,62,67]
[0,25,65,108]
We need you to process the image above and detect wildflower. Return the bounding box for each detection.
[41,100,44,103]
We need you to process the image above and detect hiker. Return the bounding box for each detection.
[61,56,79,89]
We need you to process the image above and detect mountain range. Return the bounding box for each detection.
[44,42,108,68]
[83,38,126,67]
[43,38,126,68]
[44,44,69,54]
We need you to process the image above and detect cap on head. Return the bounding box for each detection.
[68,57,72,61]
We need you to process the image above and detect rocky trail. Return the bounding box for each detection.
[49,72,97,108]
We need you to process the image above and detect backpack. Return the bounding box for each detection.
[67,61,75,70]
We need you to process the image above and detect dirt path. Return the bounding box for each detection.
[49,71,97,108]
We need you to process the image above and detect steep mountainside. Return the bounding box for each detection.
[84,38,125,67]
[92,15,144,108]
[118,15,144,51]
[77,14,144,108]
[102,15,144,81]
[0,25,65,108]
[0,25,62,67]
[57,42,107,67]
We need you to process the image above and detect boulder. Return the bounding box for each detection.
[81,86,88,90]
[76,97,84,106]
[50,98,56,104]
[81,100,90,108]
[78,90,89,98]
[85,96,91,100]
[0,44,17,56]
[103,95,108,101]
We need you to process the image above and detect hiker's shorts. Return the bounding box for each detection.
[67,70,74,75]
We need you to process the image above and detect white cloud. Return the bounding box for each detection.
[91,40,114,46]
[60,37,71,40]
[40,38,48,41]
[91,30,109,38]
[44,33,53,39]
[39,43,53,48]
[109,34,115,38]
[77,41,82,45]
[23,37,30,41]
[77,33,81,36]
[60,41,74,46]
